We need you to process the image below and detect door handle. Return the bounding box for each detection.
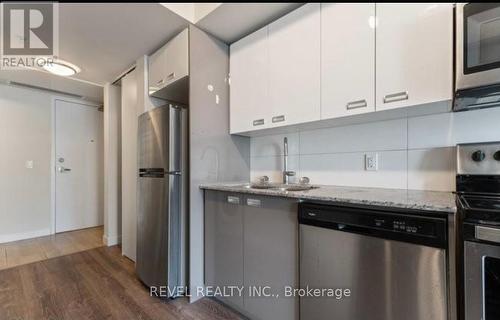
[165,171,181,176]
[227,196,240,204]
[253,119,265,126]
[272,115,285,123]
[58,167,71,173]
[383,91,409,104]
[346,99,368,110]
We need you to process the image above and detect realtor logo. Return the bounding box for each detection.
[1,2,58,69]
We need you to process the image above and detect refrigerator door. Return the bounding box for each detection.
[136,104,183,292]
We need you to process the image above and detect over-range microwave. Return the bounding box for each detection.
[454,3,500,112]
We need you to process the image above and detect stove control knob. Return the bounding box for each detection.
[494,151,500,161]
[472,150,485,162]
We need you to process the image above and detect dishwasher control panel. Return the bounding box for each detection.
[299,203,448,249]
[372,217,436,236]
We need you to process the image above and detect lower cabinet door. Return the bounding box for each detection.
[243,196,299,320]
[204,191,244,310]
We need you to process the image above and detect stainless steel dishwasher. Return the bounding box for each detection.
[299,203,448,320]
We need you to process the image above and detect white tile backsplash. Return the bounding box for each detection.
[453,107,500,144]
[407,147,456,192]
[300,151,407,189]
[250,105,500,192]
[408,107,500,149]
[408,112,454,149]
[251,132,300,157]
[250,155,300,183]
[300,118,407,154]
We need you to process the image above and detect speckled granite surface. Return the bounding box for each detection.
[199,183,457,213]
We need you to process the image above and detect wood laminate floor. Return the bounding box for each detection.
[0,245,243,320]
[0,227,103,270]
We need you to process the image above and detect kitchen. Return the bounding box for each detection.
[0,2,500,320]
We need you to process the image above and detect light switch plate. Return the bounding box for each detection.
[365,153,378,171]
[25,160,34,169]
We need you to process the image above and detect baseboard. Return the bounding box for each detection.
[103,234,122,246]
[0,228,51,244]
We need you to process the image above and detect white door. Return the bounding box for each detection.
[268,3,321,127]
[321,3,375,119]
[375,3,453,111]
[230,26,269,134]
[55,99,104,233]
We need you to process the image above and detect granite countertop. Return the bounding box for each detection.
[199,183,457,213]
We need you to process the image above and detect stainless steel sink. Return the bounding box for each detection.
[245,183,318,192]
[279,185,318,192]
[245,183,280,189]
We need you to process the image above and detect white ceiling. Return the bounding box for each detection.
[195,3,304,43]
[0,69,104,103]
[7,3,303,89]
[58,3,189,85]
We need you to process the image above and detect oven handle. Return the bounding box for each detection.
[476,226,500,244]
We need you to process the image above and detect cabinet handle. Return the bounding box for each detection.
[157,79,164,85]
[383,91,409,104]
[167,72,175,80]
[227,196,240,204]
[253,119,265,126]
[346,99,367,110]
[247,198,261,207]
[272,115,285,123]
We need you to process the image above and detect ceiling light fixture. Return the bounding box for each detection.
[43,59,81,77]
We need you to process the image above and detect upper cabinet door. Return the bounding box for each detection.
[268,4,321,127]
[230,27,269,134]
[376,4,453,111]
[149,45,167,92]
[164,29,189,87]
[321,3,375,120]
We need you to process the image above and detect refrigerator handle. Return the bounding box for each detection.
[165,171,182,176]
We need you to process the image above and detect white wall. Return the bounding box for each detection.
[0,84,53,242]
[121,70,138,261]
[250,106,500,192]
[103,83,122,246]
[189,26,250,302]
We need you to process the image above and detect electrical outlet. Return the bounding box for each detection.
[365,153,378,171]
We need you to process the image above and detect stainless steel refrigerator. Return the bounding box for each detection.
[136,104,187,295]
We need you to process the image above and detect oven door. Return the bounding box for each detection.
[465,226,500,320]
[457,3,500,90]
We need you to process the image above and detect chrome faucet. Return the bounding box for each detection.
[283,137,296,184]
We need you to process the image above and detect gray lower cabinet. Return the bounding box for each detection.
[204,191,244,310]
[243,195,298,320]
[204,190,298,320]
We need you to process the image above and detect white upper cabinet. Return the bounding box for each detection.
[228,3,454,135]
[149,29,189,95]
[376,4,453,111]
[230,27,269,134]
[268,3,321,127]
[164,29,189,86]
[149,45,167,92]
[321,3,375,120]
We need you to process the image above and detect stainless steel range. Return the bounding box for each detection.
[457,142,500,320]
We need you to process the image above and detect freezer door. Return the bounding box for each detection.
[136,173,181,290]
[138,104,183,172]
